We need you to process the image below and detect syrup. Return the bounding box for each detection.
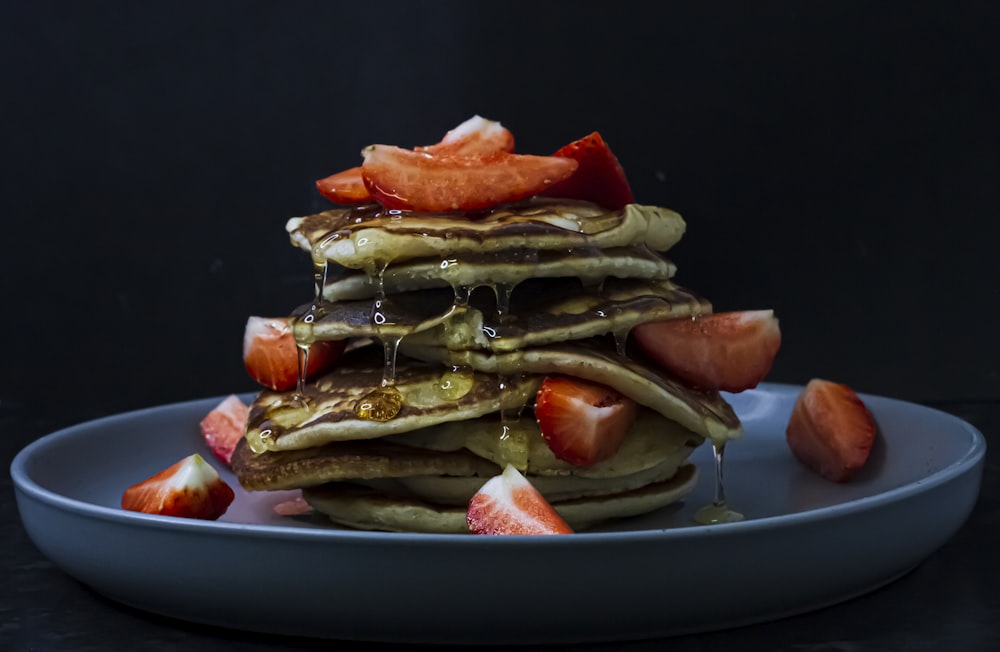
[693,440,744,524]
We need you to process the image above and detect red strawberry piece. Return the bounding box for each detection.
[361,145,577,212]
[316,115,515,205]
[467,464,573,535]
[243,316,346,392]
[414,114,515,156]
[316,166,370,204]
[543,131,634,210]
[786,379,877,482]
[121,454,235,520]
[534,375,639,467]
[631,310,781,393]
[200,394,249,466]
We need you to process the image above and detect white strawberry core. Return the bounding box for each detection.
[167,454,222,490]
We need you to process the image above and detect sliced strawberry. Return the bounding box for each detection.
[121,454,235,520]
[467,464,573,535]
[415,114,515,156]
[361,146,578,212]
[534,375,638,467]
[631,310,781,393]
[200,394,249,466]
[316,115,514,205]
[543,131,634,210]
[243,316,347,392]
[786,379,877,482]
[316,166,370,204]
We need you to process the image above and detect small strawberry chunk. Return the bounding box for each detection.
[786,379,877,482]
[631,310,781,392]
[361,145,578,212]
[543,131,634,210]
[414,114,515,156]
[243,316,346,392]
[122,454,235,520]
[535,376,638,467]
[467,464,573,535]
[200,394,249,466]
[316,166,370,204]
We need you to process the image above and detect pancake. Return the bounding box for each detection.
[299,277,711,351]
[243,344,542,451]
[320,246,677,301]
[301,465,698,533]
[232,409,702,491]
[287,200,686,269]
[398,339,741,443]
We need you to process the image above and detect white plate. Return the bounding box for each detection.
[11,384,985,644]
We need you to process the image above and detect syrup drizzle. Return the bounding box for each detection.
[693,441,744,524]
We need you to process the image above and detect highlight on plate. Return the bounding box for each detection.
[120,116,874,533]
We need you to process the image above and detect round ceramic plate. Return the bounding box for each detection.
[11,384,985,644]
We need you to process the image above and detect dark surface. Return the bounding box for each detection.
[2,399,997,651]
[1,1,999,416]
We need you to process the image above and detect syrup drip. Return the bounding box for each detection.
[354,259,405,421]
[693,441,744,524]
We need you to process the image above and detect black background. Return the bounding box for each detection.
[2,1,998,425]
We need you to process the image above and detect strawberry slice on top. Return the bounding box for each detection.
[361,146,578,212]
[467,464,573,535]
[316,115,515,205]
[243,316,346,392]
[121,454,235,520]
[786,379,877,482]
[200,394,249,466]
[534,375,639,467]
[543,131,634,210]
[631,310,781,393]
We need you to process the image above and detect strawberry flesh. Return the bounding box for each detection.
[543,131,634,210]
[786,379,877,482]
[362,146,577,212]
[467,464,573,535]
[535,375,638,467]
[316,166,370,204]
[631,310,781,393]
[121,454,235,520]
[200,394,249,466]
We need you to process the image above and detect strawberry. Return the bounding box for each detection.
[786,379,877,482]
[361,146,578,212]
[316,115,514,205]
[534,375,638,467]
[200,394,249,466]
[414,114,515,156]
[243,316,346,391]
[121,454,235,520]
[631,310,781,393]
[543,131,634,210]
[316,166,370,204]
[466,464,573,535]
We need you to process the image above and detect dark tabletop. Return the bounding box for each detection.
[3,399,997,652]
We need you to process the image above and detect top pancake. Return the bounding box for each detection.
[286,200,686,269]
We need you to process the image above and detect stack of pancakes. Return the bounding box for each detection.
[231,199,742,532]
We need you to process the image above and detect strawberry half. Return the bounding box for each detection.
[316,115,515,205]
[466,464,573,535]
[121,454,235,520]
[786,379,877,482]
[534,375,639,467]
[543,131,634,210]
[631,310,781,393]
[243,316,346,392]
[200,394,249,466]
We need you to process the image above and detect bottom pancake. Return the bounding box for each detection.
[302,464,698,533]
